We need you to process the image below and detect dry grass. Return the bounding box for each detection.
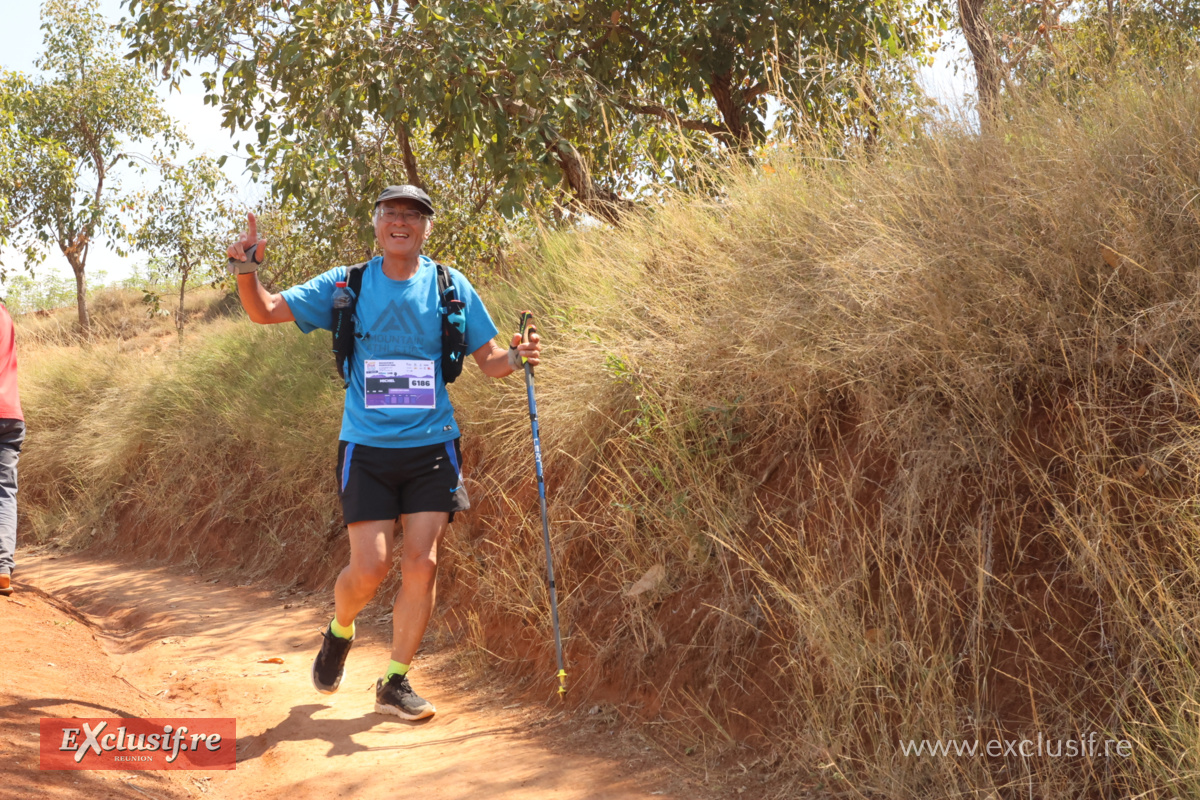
[15,285,239,348]
[20,61,1200,797]
[18,294,345,583]
[449,63,1200,797]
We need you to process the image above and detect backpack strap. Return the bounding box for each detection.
[435,261,468,384]
[434,261,449,300]
[347,261,367,296]
[332,261,370,388]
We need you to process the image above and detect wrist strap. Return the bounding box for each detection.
[228,243,261,275]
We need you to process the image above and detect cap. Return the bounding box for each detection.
[374,185,435,216]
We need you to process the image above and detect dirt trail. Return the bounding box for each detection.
[1,553,710,799]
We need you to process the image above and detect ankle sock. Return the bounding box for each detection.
[386,660,409,679]
[330,617,355,640]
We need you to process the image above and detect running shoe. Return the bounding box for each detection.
[311,624,354,694]
[374,673,436,720]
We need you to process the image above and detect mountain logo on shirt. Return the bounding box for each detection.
[373,300,423,335]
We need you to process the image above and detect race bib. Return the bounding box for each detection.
[364,360,436,409]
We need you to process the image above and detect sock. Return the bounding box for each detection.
[386,660,409,679]
[330,617,355,640]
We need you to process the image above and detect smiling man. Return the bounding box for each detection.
[226,185,541,719]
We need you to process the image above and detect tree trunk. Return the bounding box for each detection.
[66,253,89,338]
[862,77,880,151]
[708,71,752,150]
[499,97,633,224]
[396,121,424,189]
[542,131,634,225]
[959,0,1002,124]
[177,261,189,336]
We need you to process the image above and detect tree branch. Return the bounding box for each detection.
[743,80,770,104]
[395,119,423,188]
[625,102,727,135]
[496,96,633,224]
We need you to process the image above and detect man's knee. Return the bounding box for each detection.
[346,558,391,589]
[401,552,438,589]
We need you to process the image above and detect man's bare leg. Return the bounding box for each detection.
[313,519,396,695]
[334,519,396,627]
[390,510,450,664]
[372,511,448,719]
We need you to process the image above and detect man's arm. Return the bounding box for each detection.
[235,272,295,325]
[472,331,541,378]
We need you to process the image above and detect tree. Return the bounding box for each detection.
[952,0,1200,122]
[572,0,945,147]
[128,155,237,334]
[1020,0,1200,80]
[121,0,943,227]
[248,118,554,285]
[1,0,178,335]
[1,271,76,316]
[0,108,15,240]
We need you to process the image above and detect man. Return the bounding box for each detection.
[227,185,541,719]
[0,301,21,598]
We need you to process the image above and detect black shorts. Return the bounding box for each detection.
[336,438,470,524]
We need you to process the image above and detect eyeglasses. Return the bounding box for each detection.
[376,208,428,224]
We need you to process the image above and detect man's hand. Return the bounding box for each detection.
[226,211,294,325]
[475,330,541,378]
[227,212,267,270]
[509,329,541,369]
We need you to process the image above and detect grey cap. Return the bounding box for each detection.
[375,184,434,216]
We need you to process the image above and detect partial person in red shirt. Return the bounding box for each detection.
[0,302,23,597]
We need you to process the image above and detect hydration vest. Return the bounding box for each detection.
[331,260,468,387]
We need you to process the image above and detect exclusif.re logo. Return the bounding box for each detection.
[40,718,236,770]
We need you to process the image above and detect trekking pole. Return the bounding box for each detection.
[518,311,567,699]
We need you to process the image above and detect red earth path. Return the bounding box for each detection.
[1,552,719,799]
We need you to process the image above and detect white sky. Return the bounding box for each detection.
[0,1,970,289]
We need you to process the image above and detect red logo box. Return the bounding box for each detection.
[40,718,236,770]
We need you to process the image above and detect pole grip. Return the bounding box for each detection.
[517,311,535,366]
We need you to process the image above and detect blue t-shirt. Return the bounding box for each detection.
[281,255,499,448]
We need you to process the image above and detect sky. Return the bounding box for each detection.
[0,1,971,289]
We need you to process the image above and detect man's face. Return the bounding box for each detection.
[374,198,431,260]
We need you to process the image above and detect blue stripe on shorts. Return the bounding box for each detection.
[444,441,461,493]
[341,442,356,493]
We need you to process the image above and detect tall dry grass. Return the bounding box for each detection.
[19,60,1200,797]
[19,296,345,581]
[448,63,1200,797]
